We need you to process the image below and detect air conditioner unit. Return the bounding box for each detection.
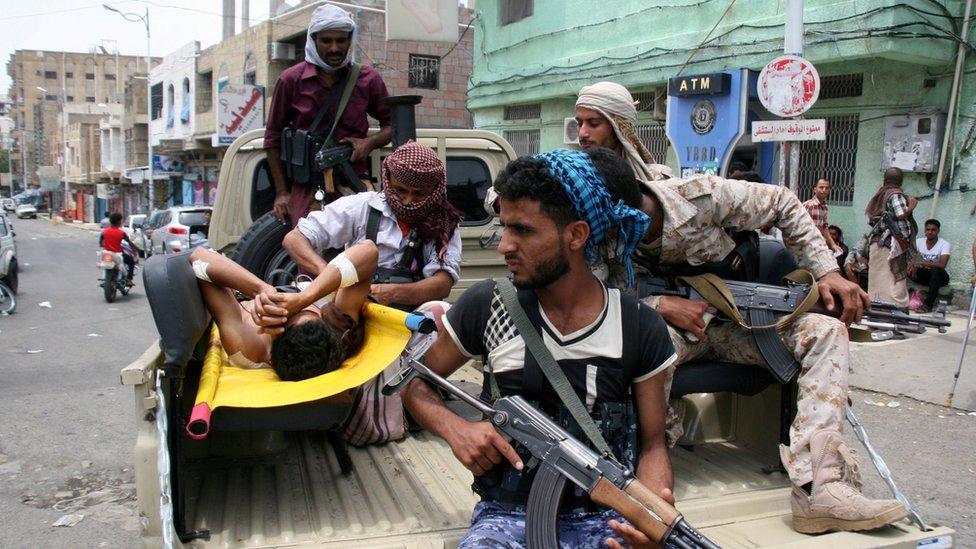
[270,42,296,61]
[652,88,667,121]
[563,117,579,144]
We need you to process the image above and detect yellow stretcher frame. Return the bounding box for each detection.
[186,303,413,439]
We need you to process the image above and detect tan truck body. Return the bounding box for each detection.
[124,129,954,548]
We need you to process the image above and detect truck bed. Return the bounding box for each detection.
[178,431,951,548]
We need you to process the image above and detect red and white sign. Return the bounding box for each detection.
[757,55,820,118]
[752,119,826,142]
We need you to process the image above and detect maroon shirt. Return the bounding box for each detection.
[265,61,391,224]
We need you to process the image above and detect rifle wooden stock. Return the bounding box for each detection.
[589,477,671,543]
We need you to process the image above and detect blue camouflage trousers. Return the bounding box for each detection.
[459,501,627,548]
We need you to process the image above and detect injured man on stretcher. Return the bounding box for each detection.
[189,240,379,381]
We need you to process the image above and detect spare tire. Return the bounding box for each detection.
[232,212,298,284]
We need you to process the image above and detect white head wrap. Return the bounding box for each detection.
[305,4,357,72]
[576,81,673,182]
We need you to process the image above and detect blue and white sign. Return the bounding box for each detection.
[666,69,749,178]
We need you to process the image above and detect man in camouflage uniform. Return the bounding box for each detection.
[575,83,908,533]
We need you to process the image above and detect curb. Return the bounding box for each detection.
[44,213,101,233]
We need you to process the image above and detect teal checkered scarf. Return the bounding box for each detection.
[535,149,650,287]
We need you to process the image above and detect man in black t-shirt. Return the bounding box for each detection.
[402,150,674,549]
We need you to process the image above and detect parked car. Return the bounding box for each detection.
[1,198,14,212]
[15,203,37,219]
[0,212,17,293]
[122,214,148,257]
[148,205,212,255]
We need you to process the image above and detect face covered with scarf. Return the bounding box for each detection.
[305,5,356,72]
[534,149,650,287]
[382,141,462,259]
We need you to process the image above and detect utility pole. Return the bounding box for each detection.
[779,0,804,193]
[104,5,153,213]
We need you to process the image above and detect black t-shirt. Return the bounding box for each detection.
[443,279,676,414]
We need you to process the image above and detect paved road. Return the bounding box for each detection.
[0,217,972,548]
[0,218,153,548]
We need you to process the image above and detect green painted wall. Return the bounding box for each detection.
[470,1,976,294]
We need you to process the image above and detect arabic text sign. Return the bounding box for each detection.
[757,55,820,118]
[752,119,826,142]
[217,83,265,146]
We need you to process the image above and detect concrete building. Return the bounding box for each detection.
[5,48,156,219]
[149,0,476,208]
[470,0,976,293]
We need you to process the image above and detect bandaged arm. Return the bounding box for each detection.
[294,241,379,308]
[189,247,272,298]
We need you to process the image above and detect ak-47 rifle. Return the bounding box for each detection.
[313,142,367,193]
[637,275,951,383]
[637,276,950,335]
[384,357,720,549]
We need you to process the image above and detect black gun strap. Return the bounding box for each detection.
[307,63,362,143]
[365,205,382,243]
[493,277,613,457]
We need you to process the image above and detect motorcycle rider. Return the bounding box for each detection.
[99,212,136,285]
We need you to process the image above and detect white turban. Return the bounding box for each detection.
[305,4,357,72]
[576,82,673,182]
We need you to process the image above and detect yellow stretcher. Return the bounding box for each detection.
[186,303,415,439]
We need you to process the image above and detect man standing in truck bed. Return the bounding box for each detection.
[264,4,392,225]
[575,82,908,535]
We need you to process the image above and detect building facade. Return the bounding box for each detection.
[5,49,156,219]
[470,0,976,291]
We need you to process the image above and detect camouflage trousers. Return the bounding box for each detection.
[656,312,849,487]
[459,501,626,548]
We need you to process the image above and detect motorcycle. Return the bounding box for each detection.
[97,240,137,303]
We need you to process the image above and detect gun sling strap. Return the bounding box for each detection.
[677,270,820,383]
[308,62,362,149]
[493,277,614,457]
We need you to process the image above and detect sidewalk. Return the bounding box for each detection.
[851,307,976,411]
[41,213,100,233]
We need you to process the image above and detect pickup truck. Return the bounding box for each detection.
[123,128,955,548]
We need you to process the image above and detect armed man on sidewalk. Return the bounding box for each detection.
[403,151,676,548]
[572,81,908,534]
[264,4,392,226]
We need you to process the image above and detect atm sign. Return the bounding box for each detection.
[668,73,731,97]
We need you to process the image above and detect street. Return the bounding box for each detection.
[0,217,152,548]
[0,217,973,548]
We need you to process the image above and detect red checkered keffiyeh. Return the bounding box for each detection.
[381,141,461,260]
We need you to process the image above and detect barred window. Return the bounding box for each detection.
[819,74,863,100]
[504,129,540,157]
[504,103,541,120]
[635,123,670,165]
[408,54,439,90]
[797,114,860,206]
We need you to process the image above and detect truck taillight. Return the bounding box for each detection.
[169,226,187,235]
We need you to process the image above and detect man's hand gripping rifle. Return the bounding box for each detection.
[384,357,720,549]
[313,142,367,193]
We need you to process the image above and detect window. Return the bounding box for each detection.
[819,74,863,100]
[503,103,541,120]
[197,71,213,113]
[85,96,96,103]
[65,72,73,79]
[150,83,163,119]
[503,129,541,156]
[104,74,116,81]
[166,83,176,128]
[251,160,275,221]
[44,71,57,79]
[500,0,533,25]
[797,114,860,205]
[181,77,191,124]
[635,123,670,165]
[244,52,257,86]
[66,95,74,102]
[44,94,58,101]
[408,54,440,89]
[446,157,492,225]
[104,59,116,81]
[85,73,95,80]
